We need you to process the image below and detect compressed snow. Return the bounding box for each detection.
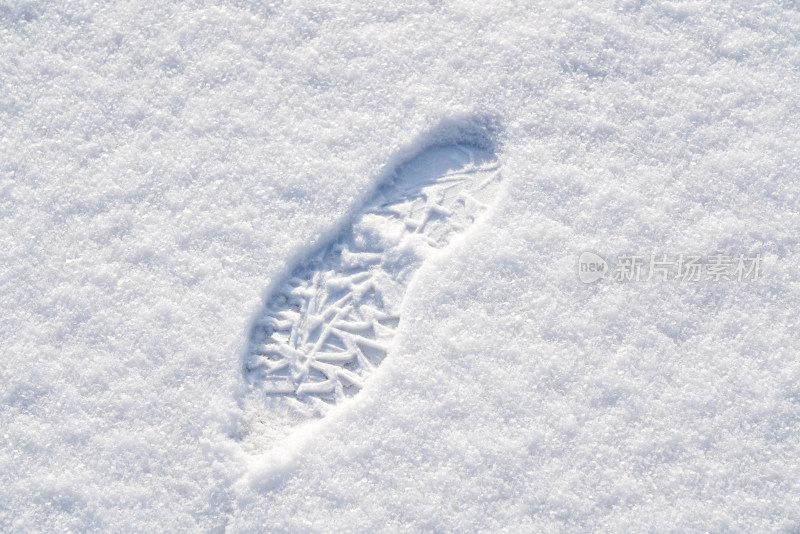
[2,0,800,531]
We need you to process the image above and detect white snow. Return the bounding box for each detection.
[2,0,800,531]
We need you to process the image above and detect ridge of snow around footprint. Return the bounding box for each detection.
[243,142,501,420]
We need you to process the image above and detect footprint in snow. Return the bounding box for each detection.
[241,118,503,436]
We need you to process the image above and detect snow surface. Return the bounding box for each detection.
[2,0,800,532]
